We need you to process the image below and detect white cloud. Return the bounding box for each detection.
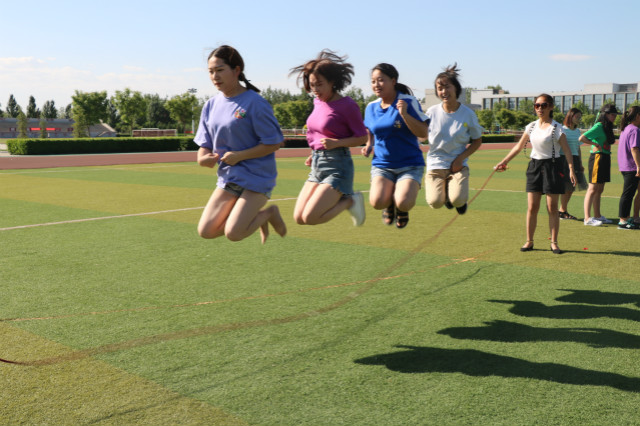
[122,65,145,72]
[549,54,592,62]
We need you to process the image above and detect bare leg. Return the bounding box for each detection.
[584,183,597,220]
[524,192,542,248]
[369,176,395,210]
[546,193,560,250]
[225,190,286,243]
[592,183,605,218]
[294,182,351,225]
[197,188,238,239]
[394,178,420,212]
[560,190,573,213]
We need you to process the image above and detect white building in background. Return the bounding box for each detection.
[0,118,117,138]
[469,82,640,113]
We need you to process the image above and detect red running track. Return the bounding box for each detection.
[0,144,515,170]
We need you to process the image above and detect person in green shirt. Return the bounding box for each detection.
[579,104,621,226]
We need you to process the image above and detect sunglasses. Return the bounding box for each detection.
[534,103,549,109]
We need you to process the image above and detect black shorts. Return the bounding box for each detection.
[588,153,611,183]
[563,155,588,191]
[526,157,566,194]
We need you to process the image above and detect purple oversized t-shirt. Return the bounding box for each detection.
[194,90,283,193]
[305,97,367,150]
[618,124,640,172]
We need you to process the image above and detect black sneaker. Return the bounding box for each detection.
[456,203,468,215]
[444,200,454,209]
[618,221,639,230]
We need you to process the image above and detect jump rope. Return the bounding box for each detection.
[1,168,500,366]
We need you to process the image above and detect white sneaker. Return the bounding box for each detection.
[348,192,365,226]
[584,217,603,226]
[594,216,613,224]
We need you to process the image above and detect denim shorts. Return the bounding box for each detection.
[371,165,424,185]
[307,147,354,195]
[222,182,271,199]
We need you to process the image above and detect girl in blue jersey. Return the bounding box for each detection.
[362,63,428,228]
[194,45,287,244]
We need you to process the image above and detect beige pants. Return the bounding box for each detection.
[425,167,469,208]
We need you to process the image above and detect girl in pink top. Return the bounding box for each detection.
[290,50,368,226]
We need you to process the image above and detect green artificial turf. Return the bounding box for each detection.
[1,147,639,425]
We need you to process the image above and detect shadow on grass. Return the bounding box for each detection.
[437,320,640,348]
[556,289,640,307]
[558,250,640,257]
[355,345,640,392]
[489,300,640,322]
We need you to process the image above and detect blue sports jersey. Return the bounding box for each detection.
[364,93,428,169]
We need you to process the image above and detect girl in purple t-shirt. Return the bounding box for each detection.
[194,45,287,244]
[616,106,640,229]
[289,50,368,226]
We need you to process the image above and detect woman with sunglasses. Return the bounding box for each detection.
[495,94,576,254]
[579,104,621,226]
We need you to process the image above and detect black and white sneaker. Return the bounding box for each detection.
[618,221,639,230]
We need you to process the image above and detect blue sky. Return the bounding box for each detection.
[2,0,638,109]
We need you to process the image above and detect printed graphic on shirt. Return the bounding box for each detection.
[234,107,247,119]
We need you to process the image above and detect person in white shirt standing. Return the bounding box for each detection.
[495,94,577,254]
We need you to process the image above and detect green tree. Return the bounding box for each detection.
[166,92,199,133]
[261,87,308,105]
[0,103,3,118]
[518,99,534,115]
[552,107,564,127]
[492,100,507,111]
[273,100,312,128]
[6,94,20,118]
[17,109,28,138]
[495,109,517,130]
[71,90,109,134]
[112,88,147,135]
[42,100,57,119]
[582,114,596,128]
[72,107,89,138]
[58,104,72,119]
[485,84,509,94]
[39,116,48,138]
[144,94,173,129]
[571,101,590,115]
[106,100,121,131]
[26,96,40,118]
[476,109,494,131]
[515,111,536,129]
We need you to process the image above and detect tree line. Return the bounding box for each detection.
[0,86,379,138]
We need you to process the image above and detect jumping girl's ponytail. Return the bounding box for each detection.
[208,45,260,93]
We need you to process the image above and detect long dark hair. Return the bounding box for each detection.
[563,107,581,129]
[371,63,413,96]
[208,45,260,93]
[434,63,462,98]
[290,49,354,93]
[535,93,554,120]
[596,104,616,145]
[620,106,640,131]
